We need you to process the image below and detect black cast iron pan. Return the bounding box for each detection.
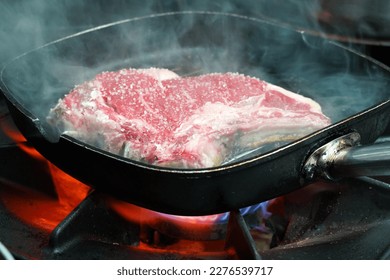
[1,12,390,215]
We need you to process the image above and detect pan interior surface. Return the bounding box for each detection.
[1,11,389,166]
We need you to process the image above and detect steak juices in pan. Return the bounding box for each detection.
[1,12,390,215]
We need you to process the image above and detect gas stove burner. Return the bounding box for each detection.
[42,191,265,260]
[125,202,271,242]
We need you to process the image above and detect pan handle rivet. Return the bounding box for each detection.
[301,132,361,183]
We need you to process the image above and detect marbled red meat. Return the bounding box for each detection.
[48,68,331,168]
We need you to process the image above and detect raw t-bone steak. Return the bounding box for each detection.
[48,68,331,168]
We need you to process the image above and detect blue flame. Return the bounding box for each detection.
[157,200,272,225]
[217,200,272,223]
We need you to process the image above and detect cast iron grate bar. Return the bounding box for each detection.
[45,191,141,259]
[225,210,261,260]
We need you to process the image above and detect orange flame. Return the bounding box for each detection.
[0,120,43,160]
[0,120,90,231]
[108,198,226,239]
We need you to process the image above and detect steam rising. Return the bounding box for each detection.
[0,1,389,149]
[2,0,390,66]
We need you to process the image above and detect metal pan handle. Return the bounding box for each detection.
[302,132,390,182]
